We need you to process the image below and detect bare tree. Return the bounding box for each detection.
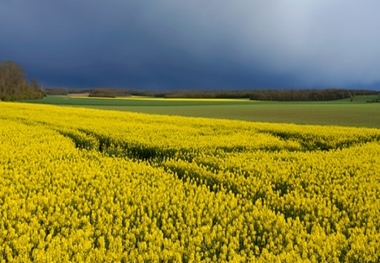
[0,60,43,101]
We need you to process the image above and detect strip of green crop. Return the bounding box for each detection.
[25,95,380,128]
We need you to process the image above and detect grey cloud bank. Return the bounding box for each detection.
[1,1,380,90]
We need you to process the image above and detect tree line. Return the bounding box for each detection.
[44,87,156,97]
[248,89,378,101]
[0,60,44,101]
[44,87,379,101]
[156,89,378,101]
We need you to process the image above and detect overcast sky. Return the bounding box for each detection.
[1,1,380,90]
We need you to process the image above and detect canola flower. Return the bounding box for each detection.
[0,102,380,262]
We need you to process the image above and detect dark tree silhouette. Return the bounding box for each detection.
[0,60,44,101]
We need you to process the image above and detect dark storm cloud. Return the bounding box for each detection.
[1,1,380,89]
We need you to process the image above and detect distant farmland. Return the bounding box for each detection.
[26,95,380,128]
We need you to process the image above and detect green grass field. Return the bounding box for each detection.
[25,95,380,128]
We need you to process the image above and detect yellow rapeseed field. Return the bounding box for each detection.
[0,102,379,262]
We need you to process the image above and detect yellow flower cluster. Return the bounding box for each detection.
[0,102,380,262]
